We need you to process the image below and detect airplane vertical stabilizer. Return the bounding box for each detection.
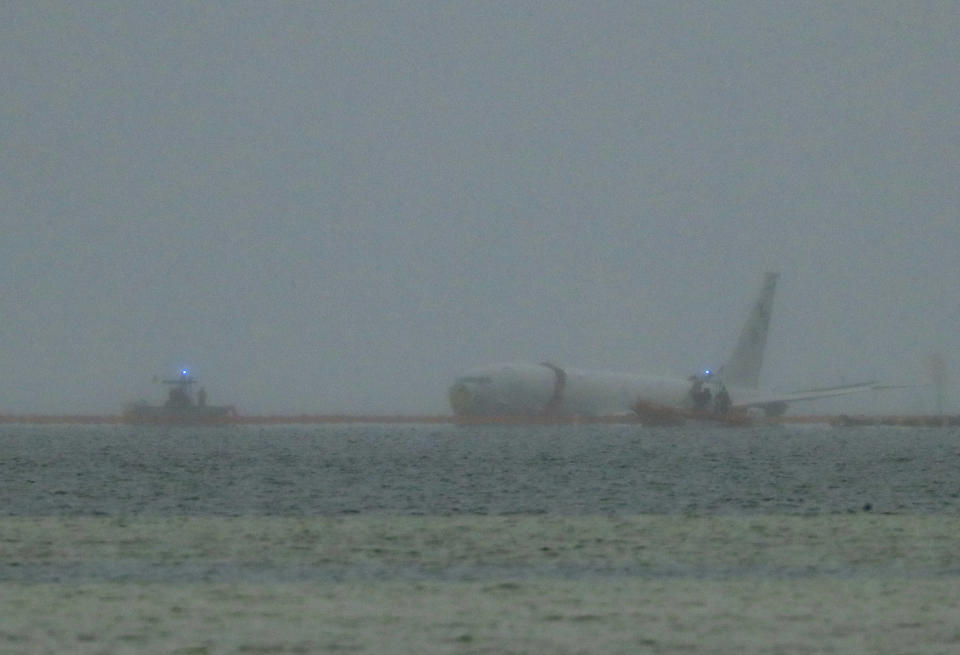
[723,272,779,389]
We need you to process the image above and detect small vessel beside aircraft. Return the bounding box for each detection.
[123,369,235,424]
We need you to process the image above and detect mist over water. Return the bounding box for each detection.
[2,3,959,415]
[4,1,960,651]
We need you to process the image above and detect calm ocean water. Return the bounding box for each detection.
[2,422,959,516]
[2,423,959,653]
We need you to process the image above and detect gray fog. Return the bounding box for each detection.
[2,2,957,415]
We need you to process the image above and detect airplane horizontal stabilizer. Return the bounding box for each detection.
[732,381,878,409]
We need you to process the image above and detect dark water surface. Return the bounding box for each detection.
[3,423,958,516]
[5,423,960,653]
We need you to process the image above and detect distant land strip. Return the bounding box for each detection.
[0,414,958,427]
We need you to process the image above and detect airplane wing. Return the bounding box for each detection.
[731,381,878,409]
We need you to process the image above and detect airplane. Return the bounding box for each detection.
[447,272,876,420]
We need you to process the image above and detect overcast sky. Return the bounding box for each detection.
[2,2,958,414]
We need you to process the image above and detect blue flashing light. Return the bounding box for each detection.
[703,369,711,377]
[180,368,190,377]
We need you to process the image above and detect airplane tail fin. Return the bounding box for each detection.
[723,272,779,389]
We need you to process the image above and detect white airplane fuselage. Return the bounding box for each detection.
[448,362,695,417]
[447,272,876,419]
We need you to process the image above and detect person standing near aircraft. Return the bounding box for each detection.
[714,384,731,415]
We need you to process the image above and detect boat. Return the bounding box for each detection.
[123,369,236,424]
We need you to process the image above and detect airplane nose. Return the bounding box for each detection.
[448,383,472,415]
